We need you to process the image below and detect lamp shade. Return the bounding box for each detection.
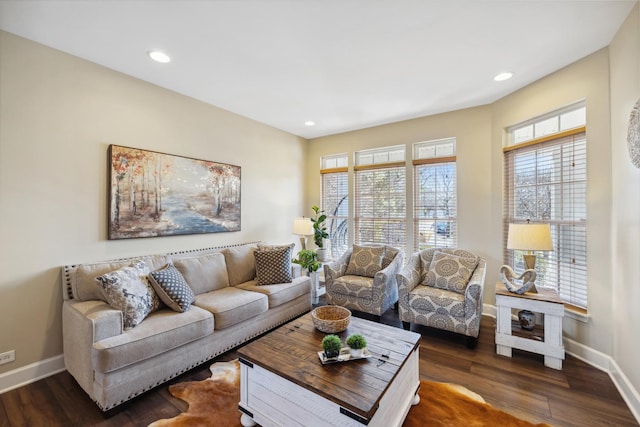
[507,223,553,251]
[292,217,314,236]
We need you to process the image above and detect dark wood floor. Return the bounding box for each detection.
[1,306,637,427]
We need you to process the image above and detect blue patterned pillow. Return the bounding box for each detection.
[96,260,162,330]
[149,263,195,312]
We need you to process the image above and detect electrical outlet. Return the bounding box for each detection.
[0,350,15,365]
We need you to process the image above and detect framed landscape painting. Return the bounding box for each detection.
[108,145,241,239]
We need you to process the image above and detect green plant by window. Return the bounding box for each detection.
[312,205,329,249]
[292,249,320,272]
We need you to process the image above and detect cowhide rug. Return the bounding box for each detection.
[150,359,552,427]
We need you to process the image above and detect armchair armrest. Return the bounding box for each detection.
[464,259,487,317]
[323,249,352,291]
[397,253,421,295]
[373,249,404,290]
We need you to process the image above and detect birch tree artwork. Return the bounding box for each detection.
[108,145,241,239]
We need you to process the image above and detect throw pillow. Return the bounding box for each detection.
[345,245,385,278]
[254,245,293,286]
[149,263,195,313]
[424,251,479,294]
[95,260,162,330]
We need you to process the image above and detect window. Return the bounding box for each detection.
[413,138,457,251]
[354,146,406,253]
[504,104,587,310]
[321,154,349,259]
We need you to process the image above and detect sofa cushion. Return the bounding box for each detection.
[332,275,374,299]
[194,287,268,329]
[222,245,258,286]
[73,255,170,302]
[236,276,309,308]
[254,244,294,286]
[149,263,195,312]
[173,253,229,294]
[345,245,385,277]
[423,251,479,294]
[92,306,214,373]
[95,260,162,330]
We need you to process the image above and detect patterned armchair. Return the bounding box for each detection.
[397,248,486,348]
[324,245,404,321]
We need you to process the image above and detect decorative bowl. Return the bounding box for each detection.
[311,306,351,333]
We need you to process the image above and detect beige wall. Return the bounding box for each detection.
[491,48,613,353]
[0,31,307,374]
[306,105,495,271]
[308,39,628,378]
[610,3,640,393]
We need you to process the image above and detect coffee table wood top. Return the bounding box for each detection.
[237,312,421,421]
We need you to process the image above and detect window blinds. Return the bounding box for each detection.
[354,164,406,253]
[504,129,587,310]
[321,168,349,259]
[413,161,457,251]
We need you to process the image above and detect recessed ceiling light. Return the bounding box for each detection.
[494,72,513,82]
[148,50,171,63]
[305,121,315,126]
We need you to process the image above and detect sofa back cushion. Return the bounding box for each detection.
[174,253,229,294]
[223,244,258,286]
[72,255,170,302]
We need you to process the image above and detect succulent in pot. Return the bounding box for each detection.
[322,334,343,359]
[346,334,367,358]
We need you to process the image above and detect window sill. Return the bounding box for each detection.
[565,307,590,323]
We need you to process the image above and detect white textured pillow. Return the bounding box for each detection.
[95,260,162,330]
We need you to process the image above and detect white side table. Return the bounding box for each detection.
[495,282,565,370]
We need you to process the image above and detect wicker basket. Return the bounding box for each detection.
[311,306,351,333]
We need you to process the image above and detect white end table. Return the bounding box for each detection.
[495,282,565,370]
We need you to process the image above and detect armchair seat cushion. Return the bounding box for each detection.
[332,275,375,298]
[409,285,466,319]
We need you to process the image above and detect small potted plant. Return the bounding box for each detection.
[322,334,343,359]
[311,205,329,261]
[346,334,367,358]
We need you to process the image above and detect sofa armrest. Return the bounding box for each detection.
[63,300,122,395]
[397,252,421,299]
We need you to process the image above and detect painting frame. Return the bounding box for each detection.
[108,144,241,240]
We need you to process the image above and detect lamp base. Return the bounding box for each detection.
[523,254,536,270]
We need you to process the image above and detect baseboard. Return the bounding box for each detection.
[563,337,640,423]
[484,303,639,424]
[0,354,65,395]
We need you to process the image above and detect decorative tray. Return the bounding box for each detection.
[317,347,372,365]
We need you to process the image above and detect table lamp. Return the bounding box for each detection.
[292,217,314,250]
[506,221,553,294]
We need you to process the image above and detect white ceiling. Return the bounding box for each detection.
[0,1,636,139]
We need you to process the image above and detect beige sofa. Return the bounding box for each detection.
[61,242,311,411]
